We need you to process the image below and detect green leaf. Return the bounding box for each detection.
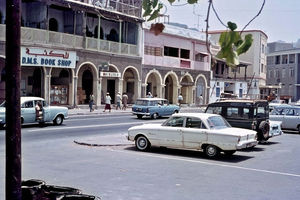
[158,3,163,9]
[236,34,253,55]
[142,0,150,10]
[147,9,160,21]
[168,0,176,4]
[227,22,237,31]
[153,0,158,8]
[187,0,198,4]
[143,8,152,17]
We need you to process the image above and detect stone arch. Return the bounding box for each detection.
[180,73,194,105]
[163,71,179,104]
[145,69,163,98]
[76,62,98,104]
[122,66,140,104]
[195,74,208,105]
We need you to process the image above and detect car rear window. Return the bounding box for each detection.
[207,116,231,129]
[135,100,149,106]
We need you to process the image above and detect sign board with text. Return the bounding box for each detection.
[100,72,121,78]
[21,47,76,68]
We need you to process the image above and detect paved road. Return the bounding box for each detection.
[1,114,300,200]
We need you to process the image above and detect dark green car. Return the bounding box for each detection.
[205,99,270,141]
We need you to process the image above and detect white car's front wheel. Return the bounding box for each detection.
[135,135,150,151]
[205,145,219,158]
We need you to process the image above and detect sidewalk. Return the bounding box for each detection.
[68,105,206,116]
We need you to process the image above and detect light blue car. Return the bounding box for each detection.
[132,98,180,119]
[0,96,68,128]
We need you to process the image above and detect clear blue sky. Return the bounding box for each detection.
[161,0,300,43]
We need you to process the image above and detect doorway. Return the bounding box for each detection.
[107,79,115,103]
[82,70,93,104]
[32,68,42,97]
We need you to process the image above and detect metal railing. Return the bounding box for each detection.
[0,24,138,56]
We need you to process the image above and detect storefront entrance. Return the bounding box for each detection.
[82,70,93,104]
[107,79,115,103]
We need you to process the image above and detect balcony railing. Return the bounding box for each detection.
[0,24,138,56]
[74,0,142,18]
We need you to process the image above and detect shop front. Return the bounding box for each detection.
[21,46,76,105]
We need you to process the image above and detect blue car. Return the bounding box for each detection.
[132,98,180,119]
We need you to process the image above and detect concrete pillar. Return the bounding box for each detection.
[137,80,141,99]
[119,78,123,94]
[44,74,51,104]
[96,77,102,107]
[73,76,78,107]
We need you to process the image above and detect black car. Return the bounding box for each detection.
[205,99,270,141]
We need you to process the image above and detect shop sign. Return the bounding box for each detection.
[21,47,76,68]
[181,82,194,86]
[100,72,121,78]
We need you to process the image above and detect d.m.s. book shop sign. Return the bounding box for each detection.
[21,47,76,68]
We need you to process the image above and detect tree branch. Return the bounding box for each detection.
[241,0,266,33]
[211,0,228,28]
[205,0,213,58]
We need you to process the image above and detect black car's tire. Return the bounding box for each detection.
[298,125,300,134]
[224,150,236,156]
[137,114,143,119]
[204,145,220,158]
[53,115,63,125]
[135,135,150,151]
[152,113,159,119]
[258,121,270,141]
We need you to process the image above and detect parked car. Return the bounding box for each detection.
[270,105,300,133]
[205,99,272,141]
[127,113,257,158]
[0,96,68,128]
[132,98,180,119]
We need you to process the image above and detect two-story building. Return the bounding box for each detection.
[266,42,300,102]
[142,22,211,105]
[209,30,268,100]
[0,0,143,106]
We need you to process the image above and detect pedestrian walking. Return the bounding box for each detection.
[122,92,128,110]
[147,92,153,98]
[116,92,122,110]
[89,93,94,112]
[103,92,112,112]
[199,94,203,106]
[178,93,183,106]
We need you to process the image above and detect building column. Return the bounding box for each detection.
[119,78,123,94]
[73,76,78,107]
[44,74,51,104]
[119,20,122,53]
[97,77,102,107]
[137,80,142,98]
[97,15,101,50]
[142,83,147,98]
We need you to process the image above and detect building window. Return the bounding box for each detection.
[145,45,162,56]
[282,68,285,78]
[290,68,295,77]
[216,87,220,97]
[164,46,179,57]
[261,64,264,73]
[269,70,272,78]
[282,55,288,64]
[180,49,190,59]
[262,44,265,54]
[239,88,243,98]
[289,54,295,64]
[276,69,279,78]
[275,56,280,64]
[195,53,206,62]
[267,56,273,65]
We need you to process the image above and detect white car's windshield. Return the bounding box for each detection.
[207,116,231,129]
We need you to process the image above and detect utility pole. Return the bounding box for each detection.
[6,0,22,199]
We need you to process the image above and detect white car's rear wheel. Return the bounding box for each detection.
[152,113,158,119]
[205,145,219,158]
[135,136,150,151]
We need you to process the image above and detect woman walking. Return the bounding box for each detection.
[103,93,112,112]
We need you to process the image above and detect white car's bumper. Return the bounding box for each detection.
[236,140,258,149]
[132,112,151,116]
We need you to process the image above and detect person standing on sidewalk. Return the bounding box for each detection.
[116,92,122,110]
[122,92,128,110]
[103,92,111,112]
[178,93,183,106]
[89,93,94,112]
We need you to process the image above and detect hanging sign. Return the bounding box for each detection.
[100,72,121,78]
[21,47,76,68]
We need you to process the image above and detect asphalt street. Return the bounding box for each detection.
[1,113,300,200]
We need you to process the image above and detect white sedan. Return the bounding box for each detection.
[128,113,258,158]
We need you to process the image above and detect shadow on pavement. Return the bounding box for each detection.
[124,146,254,163]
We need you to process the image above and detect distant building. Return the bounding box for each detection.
[142,22,211,105]
[209,30,268,100]
[266,42,300,102]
